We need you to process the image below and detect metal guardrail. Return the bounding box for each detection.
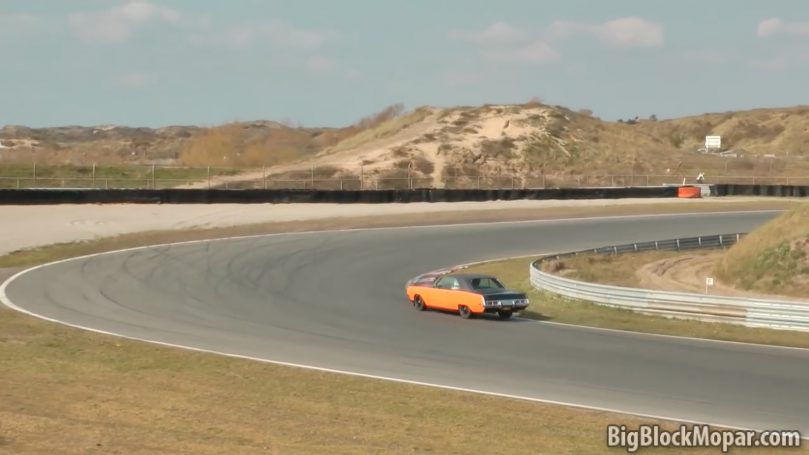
[529,234,809,332]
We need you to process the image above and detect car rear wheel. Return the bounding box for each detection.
[497,310,513,319]
[413,295,426,311]
[458,305,473,319]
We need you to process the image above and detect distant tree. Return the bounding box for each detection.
[525,96,544,107]
[578,108,594,117]
[649,114,658,121]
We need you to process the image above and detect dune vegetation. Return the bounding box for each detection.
[715,203,809,298]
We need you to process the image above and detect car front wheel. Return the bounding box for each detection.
[413,296,426,311]
[458,305,473,319]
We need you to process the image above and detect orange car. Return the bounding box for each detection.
[405,273,530,319]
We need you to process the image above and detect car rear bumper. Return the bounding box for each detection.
[482,300,529,313]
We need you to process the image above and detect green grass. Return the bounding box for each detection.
[0,164,239,188]
[464,256,809,349]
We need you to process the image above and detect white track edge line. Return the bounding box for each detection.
[0,278,801,437]
[1,208,802,437]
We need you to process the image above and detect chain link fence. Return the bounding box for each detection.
[2,164,809,190]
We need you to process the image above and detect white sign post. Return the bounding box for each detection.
[705,135,721,150]
[705,277,715,294]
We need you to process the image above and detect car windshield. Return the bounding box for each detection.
[469,277,505,290]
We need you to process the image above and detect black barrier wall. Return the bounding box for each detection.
[0,186,678,205]
[712,184,809,197]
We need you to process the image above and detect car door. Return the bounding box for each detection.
[431,276,461,310]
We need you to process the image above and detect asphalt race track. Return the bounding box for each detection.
[4,210,809,432]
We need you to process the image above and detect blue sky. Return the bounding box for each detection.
[2,0,809,127]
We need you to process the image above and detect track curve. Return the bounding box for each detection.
[4,210,809,432]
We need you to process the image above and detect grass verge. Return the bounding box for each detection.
[1,201,805,453]
[542,249,718,288]
[717,203,809,298]
[6,305,790,454]
[464,255,809,349]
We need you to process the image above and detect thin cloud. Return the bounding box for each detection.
[0,12,43,39]
[757,17,809,38]
[749,55,789,71]
[68,1,181,43]
[306,55,334,72]
[190,21,338,51]
[0,12,40,29]
[482,40,558,64]
[454,16,663,65]
[449,21,527,45]
[546,16,664,48]
[114,71,154,89]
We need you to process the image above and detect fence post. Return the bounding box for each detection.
[207,166,211,189]
[16,178,20,189]
[360,165,364,190]
[340,179,343,191]
[511,176,515,189]
[33,162,37,185]
[92,163,96,187]
[311,164,315,189]
[542,174,546,188]
[262,165,266,190]
[105,179,109,189]
[151,164,156,189]
[477,175,481,189]
[611,175,615,187]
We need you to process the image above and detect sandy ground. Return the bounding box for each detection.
[635,253,809,303]
[0,197,791,257]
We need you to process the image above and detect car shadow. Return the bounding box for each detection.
[419,307,553,322]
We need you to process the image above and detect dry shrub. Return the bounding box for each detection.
[354,104,405,130]
[179,124,243,167]
[179,123,325,167]
[413,157,434,175]
[480,138,517,159]
[728,120,786,143]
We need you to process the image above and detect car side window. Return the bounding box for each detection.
[436,276,460,289]
[470,277,505,290]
